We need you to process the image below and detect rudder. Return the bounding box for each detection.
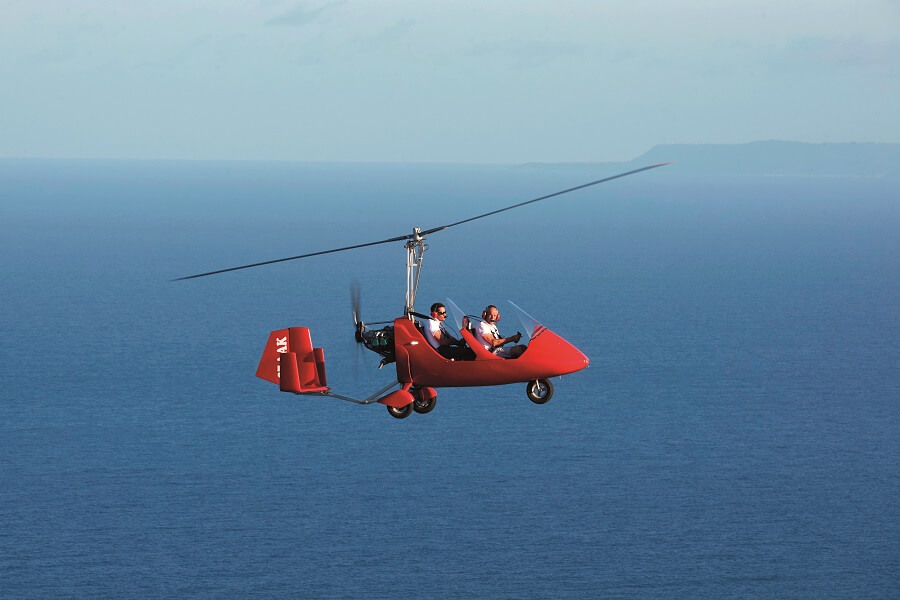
[256,327,329,393]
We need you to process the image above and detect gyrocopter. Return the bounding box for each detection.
[177,163,669,418]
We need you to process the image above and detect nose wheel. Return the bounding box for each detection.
[526,379,553,404]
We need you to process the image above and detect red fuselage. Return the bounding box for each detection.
[392,318,589,388]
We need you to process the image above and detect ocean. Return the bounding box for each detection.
[1,160,897,598]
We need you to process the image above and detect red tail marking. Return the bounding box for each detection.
[257,329,290,384]
[257,327,330,393]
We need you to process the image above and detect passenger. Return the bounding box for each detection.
[477,305,527,358]
[425,302,475,360]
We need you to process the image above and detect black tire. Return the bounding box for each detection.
[413,396,436,414]
[387,403,413,419]
[526,379,554,404]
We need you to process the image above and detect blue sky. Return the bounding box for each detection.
[1,1,898,162]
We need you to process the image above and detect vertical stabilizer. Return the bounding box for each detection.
[256,327,329,393]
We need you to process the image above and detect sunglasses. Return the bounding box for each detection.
[437,311,447,315]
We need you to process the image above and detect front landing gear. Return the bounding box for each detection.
[526,379,553,404]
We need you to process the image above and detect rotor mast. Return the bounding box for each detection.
[404,227,427,317]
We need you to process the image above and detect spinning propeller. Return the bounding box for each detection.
[174,162,670,281]
[351,281,365,343]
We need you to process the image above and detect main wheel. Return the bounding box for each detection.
[526,379,554,404]
[413,396,436,414]
[387,403,413,419]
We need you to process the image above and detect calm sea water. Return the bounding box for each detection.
[1,160,897,598]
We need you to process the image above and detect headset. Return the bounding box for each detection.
[482,305,499,321]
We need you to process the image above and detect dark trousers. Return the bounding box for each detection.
[438,345,476,361]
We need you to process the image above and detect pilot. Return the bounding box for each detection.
[426,302,475,360]
[477,305,526,358]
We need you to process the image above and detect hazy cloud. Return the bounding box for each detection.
[781,37,900,71]
[266,1,344,27]
[469,39,583,67]
[351,19,416,55]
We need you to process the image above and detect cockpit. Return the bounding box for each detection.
[437,299,546,360]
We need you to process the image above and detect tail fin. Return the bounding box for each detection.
[256,327,329,393]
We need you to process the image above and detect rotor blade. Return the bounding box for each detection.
[173,234,409,281]
[420,162,671,236]
[174,162,669,280]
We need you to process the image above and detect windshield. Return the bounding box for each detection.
[444,298,467,332]
[506,300,543,341]
[446,298,544,341]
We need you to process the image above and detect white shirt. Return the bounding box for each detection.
[476,320,500,352]
[425,318,443,349]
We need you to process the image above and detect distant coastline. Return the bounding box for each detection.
[525,141,900,178]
